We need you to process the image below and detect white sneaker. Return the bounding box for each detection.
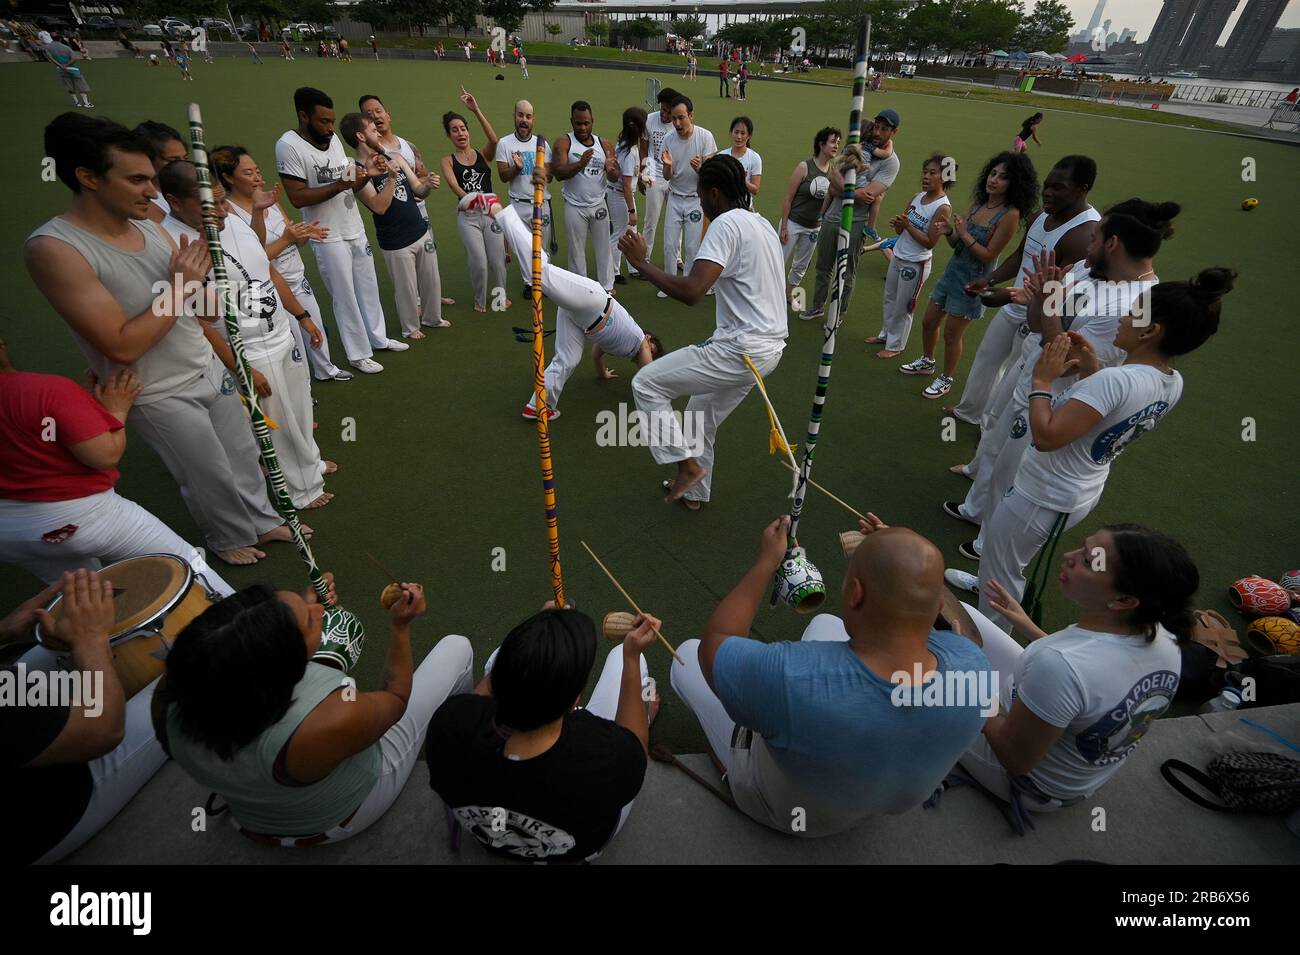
[350,358,384,374]
[705,288,715,296]
[379,338,409,352]
[944,568,979,594]
[656,290,668,298]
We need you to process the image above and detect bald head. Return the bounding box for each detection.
[514,100,535,139]
[845,527,945,630]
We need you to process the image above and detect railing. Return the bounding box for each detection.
[1169,85,1287,109]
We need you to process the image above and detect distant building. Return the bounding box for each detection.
[1085,0,1108,35]
[1218,0,1289,75]
[1140,0,1199,71]
[1179,0,1239,70]
[1119,28,1137,43]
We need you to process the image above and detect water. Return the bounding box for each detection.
[1108,71,1298,95]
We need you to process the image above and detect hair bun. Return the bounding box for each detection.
[1191,267,1236,298]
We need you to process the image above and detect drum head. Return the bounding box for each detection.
[37,554,193,646]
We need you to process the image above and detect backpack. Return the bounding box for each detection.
[1161,751,1300,815]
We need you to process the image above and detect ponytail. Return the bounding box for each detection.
[1105,524,1200,642]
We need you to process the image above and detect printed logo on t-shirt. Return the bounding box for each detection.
[1090,400,1171,464]
[1075,670,1177,764]
[299,277,313,296]
[1011,412,1027,440]
[313,160,345,184]
[452,805,578,859]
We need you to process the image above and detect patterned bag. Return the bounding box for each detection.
[1161,752,1300,814]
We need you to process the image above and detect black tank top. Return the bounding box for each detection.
[451,151,493,195]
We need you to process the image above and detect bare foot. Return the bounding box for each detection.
[948,463,971,475]
[503,298,513,309]
[303,492,334,509]
[474,304,487,314]
[260,523,313,544]
[217,546,265,566]
[441,297,455,306]
[662,463,705,507]
[405,330,426,340]
[876,349,902,359]
[864,335,886,345]
[323,461,338,475]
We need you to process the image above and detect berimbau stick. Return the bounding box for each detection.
[530,138,565,607]
[780,460,869,523]
[580,541,683,664]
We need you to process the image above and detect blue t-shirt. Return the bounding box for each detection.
[369,164,430,252]
[713,628,991,814]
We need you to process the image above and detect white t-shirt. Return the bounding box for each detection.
[1015,364,1184,512]
[150,194,171,217]
[1006,624,1181,801]
[607,142,638,197]
[162,213,294,365]
[695,208,788,351]
[892,190,951,263]
[227,201,307,283]
[719,146,762,183]
[664,125,718,197]
[559,133,609,209]
[645,112,672,181]
[494,132,549,204]
[274,130,363,242]
[1011,262,1157,405]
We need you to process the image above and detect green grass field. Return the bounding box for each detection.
[1,55,1296,751]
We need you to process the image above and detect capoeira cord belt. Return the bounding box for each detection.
[1020,512,1070,627]
[774,15,873,610]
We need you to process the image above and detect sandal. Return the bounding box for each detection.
[1192,609,1249,666]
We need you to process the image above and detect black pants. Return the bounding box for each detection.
[719,74,729,97]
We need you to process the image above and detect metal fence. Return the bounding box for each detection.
[1169,85,1287,109]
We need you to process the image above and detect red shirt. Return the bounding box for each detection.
[0,372,122,502]
[720,60,729,75]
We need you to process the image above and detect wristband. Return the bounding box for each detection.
[1028,390,1052,401]
[294,312,311,322]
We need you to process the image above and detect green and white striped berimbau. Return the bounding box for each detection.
[186,103,362,646]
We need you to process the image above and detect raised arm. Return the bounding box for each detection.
[700,517,789,689]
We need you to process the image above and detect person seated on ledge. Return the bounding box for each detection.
[2,569,167,864]
[959,524,1193,813]
[672,514,991,837]
[152,579,472,846]
[426,604,657,863]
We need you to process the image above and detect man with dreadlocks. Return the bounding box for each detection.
[618,154,787,509]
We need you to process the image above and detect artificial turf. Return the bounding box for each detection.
[1,54,1296,751]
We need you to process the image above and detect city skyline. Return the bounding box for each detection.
[1064,0,1296,44]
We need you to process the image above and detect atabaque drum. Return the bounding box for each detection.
[35,554,216,699]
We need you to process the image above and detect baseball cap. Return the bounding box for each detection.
[875,108,901,129]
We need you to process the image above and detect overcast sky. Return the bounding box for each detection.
[1063,0,1298,43]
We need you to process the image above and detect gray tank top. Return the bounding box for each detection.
[789,158,827,229]
[28,216,215,406]
[166,662,381,836]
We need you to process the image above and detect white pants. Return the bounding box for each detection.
[255,346,326,509]
[877,256,933,353]
[957,370,1024,526]
[783,221,820,286]
[977,486,1095,632]
[380,228,443,335]
[641,178,671,268]
[971,398,1033,552]
[456,208,508,308]
[506,197,554,260]
[283,274,342,380]
[319,635,474,843]
[34,676,168,864]
[608,189,633,276]
[630,340,782,503]
[564,201,615,292]
[128,370,284,553]
[664,192,704,274]
[310,235,391,363]
[0,489,233,597]
[952,306,1024,427]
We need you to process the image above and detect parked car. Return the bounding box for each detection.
[142,23,163,37]
[198,18,234,35]
[235,24,257,40]
[36,16,73,32]
[322,26,339,40]
[281,22,315,39]
[160,18,193,39]
[85,15,118,30]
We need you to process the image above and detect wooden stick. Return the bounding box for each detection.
[580,541,683,665]
[780,460,869,522]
